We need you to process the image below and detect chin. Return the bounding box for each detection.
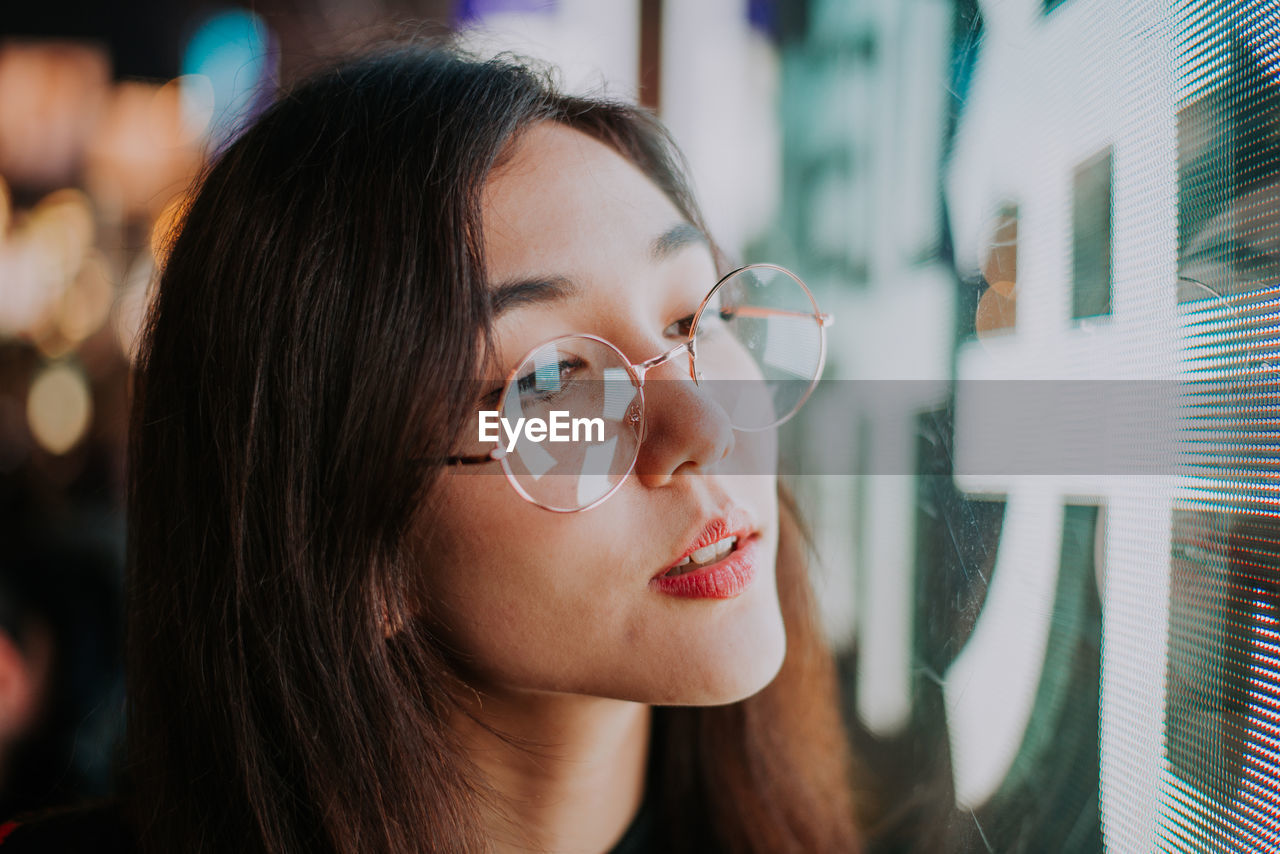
[707,608,788,705]
[649,592,789,707]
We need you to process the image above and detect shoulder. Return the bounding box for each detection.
[0,801,137,853]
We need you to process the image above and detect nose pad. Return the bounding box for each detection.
[627,397,646,444]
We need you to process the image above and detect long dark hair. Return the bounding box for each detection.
[126,43,860,854]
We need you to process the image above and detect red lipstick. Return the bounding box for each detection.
[650,536,758,599]
[651,511,759,599]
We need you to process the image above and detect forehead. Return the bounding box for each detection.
[480,121,687,284]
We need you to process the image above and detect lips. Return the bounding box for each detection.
[657,512,753,578]
[651,509,759,599]
[664,535,739,577]
[650,536,758,599]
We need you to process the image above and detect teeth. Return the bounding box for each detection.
[686,536,737,566]
[689,543,718,564]
[663,536,741,577]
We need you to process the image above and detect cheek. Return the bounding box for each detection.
[413,472,636,680]
[724,421,779,480]
[412,457,787,705]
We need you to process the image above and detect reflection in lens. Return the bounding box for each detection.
[501,336,643,511]
[693,265,825,430]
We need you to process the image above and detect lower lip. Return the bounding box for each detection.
[650,537,759,599]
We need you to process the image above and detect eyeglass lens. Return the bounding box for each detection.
[498,265,825,511]
[690,265,825,431]
[500,337,644,511]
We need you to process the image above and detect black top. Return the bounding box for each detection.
[0,795,660,853]
[603,791,658,854]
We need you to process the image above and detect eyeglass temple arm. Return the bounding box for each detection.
[729,306,835,327]
[444,447,506,465]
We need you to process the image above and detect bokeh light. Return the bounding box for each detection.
[112,254,156,363]
[56,251,114,346]
[26,360,92,455]
[83,80,202,221]
[0,42,110,189]
[177,74,216,143]
[0,187,96,341]
[181,9,273,148]
[28,188,95,280]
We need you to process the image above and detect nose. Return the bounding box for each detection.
[632,356,736,487]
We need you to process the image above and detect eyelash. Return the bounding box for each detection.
[514,357,582,401]
[480,356,582,405]
[668,303,734,340]
[478,302,726,403]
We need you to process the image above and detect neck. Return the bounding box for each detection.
[450,688,652,853]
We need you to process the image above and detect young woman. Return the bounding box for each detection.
[3,43,860,853]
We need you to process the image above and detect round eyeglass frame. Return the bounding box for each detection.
[446,262,834,513]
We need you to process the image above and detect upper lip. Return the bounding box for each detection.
[656,507,757,577]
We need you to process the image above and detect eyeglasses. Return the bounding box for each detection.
[447,263,832,512]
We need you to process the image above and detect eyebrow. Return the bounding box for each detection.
[489,275,579,316]
[487,222,710,317]
[651,222,709,261]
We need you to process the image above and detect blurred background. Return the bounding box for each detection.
[2,0,1280,851]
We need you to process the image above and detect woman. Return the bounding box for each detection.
[3,43,860,853]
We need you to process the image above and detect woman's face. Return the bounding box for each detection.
[413,121,785,706]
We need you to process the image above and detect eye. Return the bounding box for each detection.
[514,356,586,399]
[663,313,698,339]
[664,304,735,341]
